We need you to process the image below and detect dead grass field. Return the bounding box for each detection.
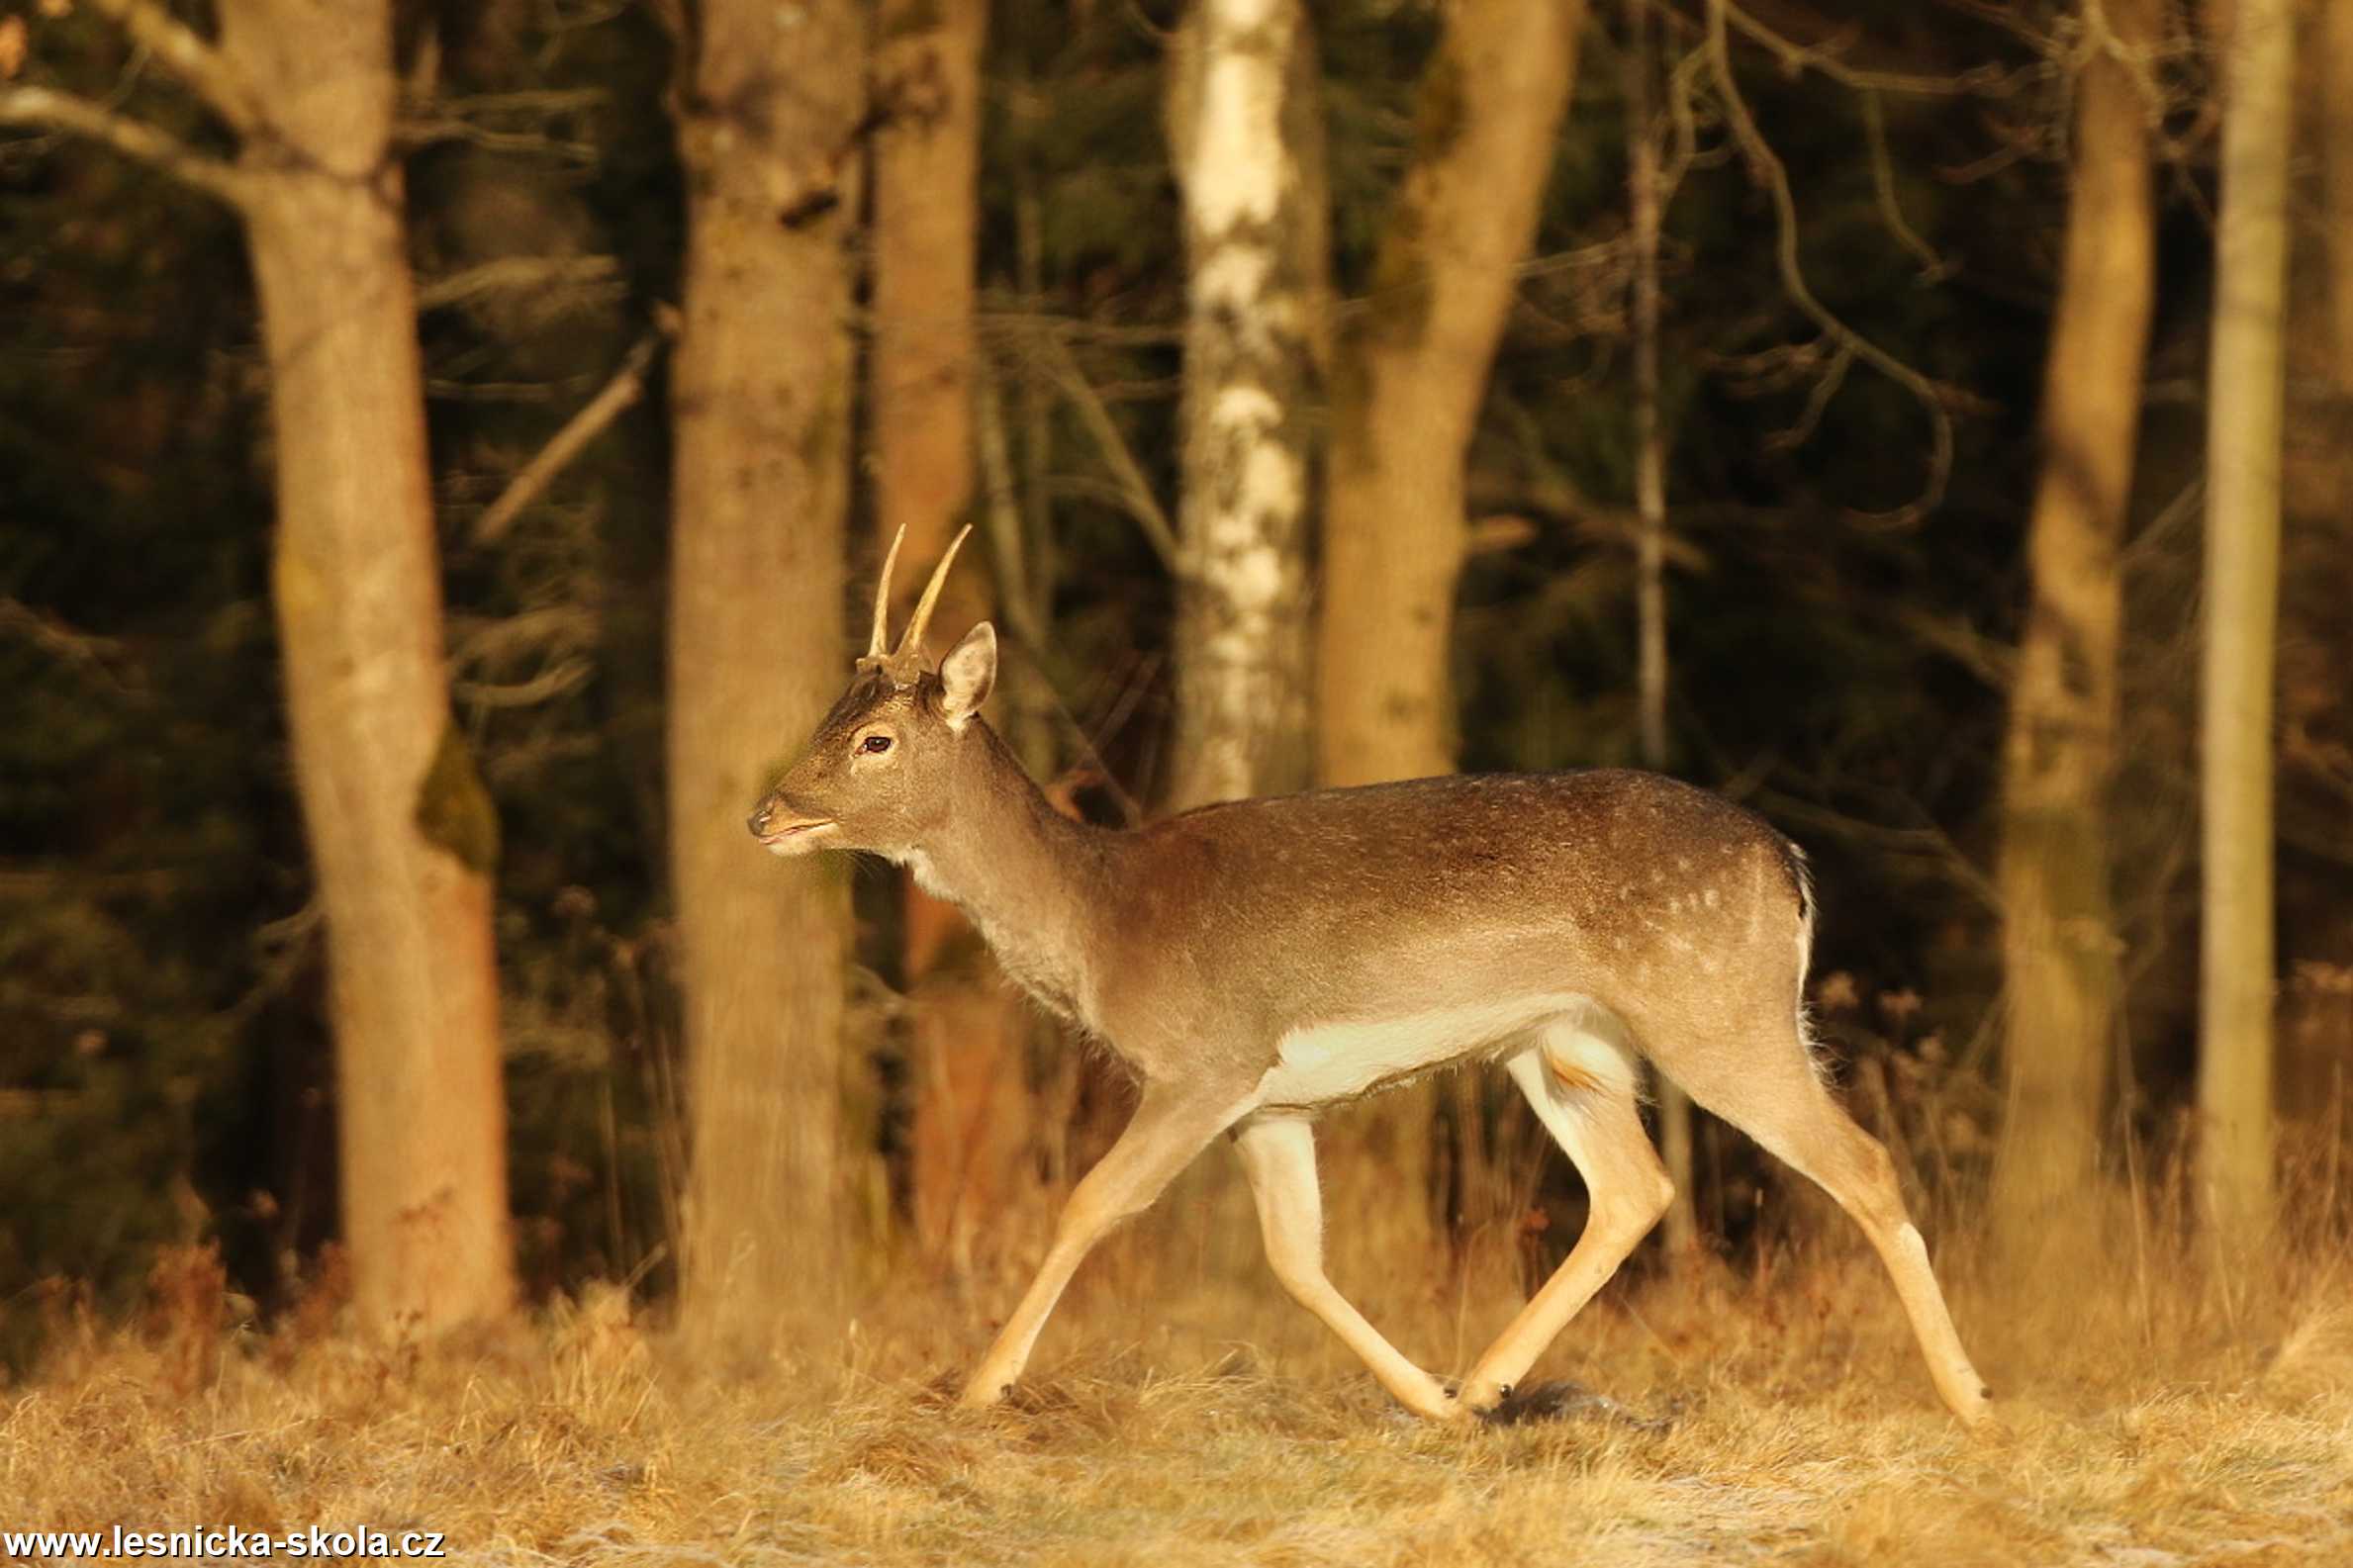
[5,1179,2350,1568]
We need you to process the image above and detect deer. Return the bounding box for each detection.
[748,526,1994,1428]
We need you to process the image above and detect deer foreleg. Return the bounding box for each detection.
[958,1080,1247,1407]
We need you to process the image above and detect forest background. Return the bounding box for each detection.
[0,0,2348,1438]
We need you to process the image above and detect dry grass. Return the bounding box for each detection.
[5,1193,2350,1567]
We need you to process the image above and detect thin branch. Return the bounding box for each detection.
[0,596,146,697]
[1704,0,1961,524]
[453,657,594,708]
[87,0,262,135]
[1764,339,1854,451]
[975,365,1051,655]
[1034,330,1181,575]
[1896,607,2016,690]
[1709,0,2024,98]
[0,84,254,207]
[1935,0,2064,54]
[1861,92,1949,280]
[475,324,670,545]
[396,118,597,161]
[418,254,624,312]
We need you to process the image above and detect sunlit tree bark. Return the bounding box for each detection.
[874,0,985,582]
[871,0,1028,1276]
[228,0,517,1333]
[1992,0,2159,1252]
[2323,0,2353,517]
[670,0,863,1348]
[1316,0,1580,789]
[2199,0,2291,1245]
[0,0,522,1330]
[1311,0,1580,1250]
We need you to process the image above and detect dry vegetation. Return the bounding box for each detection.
[7,1156,2351,1568]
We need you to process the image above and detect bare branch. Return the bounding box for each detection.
[1034,330,1181,576]
[1764,340,1854,452]
[86,0,262,135]
[1703,0,1962,524]
[1896,606,2016,690]
[418,254,624,312]
[396,118,597,161]
[1861,92,1949,280]
[0,84,253,207]
[1710,0,2025,98]
[474,325,670,545]
[453,657,594,708]
[0,595,145,696]
[975,365,1051,654]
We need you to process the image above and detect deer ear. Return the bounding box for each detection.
[939,621,996,731]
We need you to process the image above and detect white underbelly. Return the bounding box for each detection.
[1253,991,1628,1110]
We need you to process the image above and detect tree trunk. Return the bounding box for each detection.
[1991,0,2158,1253]
[2322,0,2353,533]
[1316,0,1581,789]
[2324,0,2343,422]
[670,0,864,1351]
[1165,0,1323,812]
[2199,0,2291,1245]
[873,0,985,578]
[872,0,1029,1278]
[220,0,516,1332]
[1313,0,1580,1258]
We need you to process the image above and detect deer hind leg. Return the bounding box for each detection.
[1675,1018,1993,1426]
[1459,1025,1672,1412]
[1230,1115,1463,1422]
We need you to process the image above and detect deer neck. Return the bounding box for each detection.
[901,722,1108,1024]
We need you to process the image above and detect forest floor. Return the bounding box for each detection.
[4,1212,2351,1567]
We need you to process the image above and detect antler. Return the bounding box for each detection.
[863,523,972,683]
[867,524,907,660]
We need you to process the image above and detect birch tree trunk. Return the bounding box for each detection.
[1166,0,1323,812]
[872,0,1028,1276]
[670,0,864,1349]
[1316,0,1580,788]
[1991,0,2158,1252]
[2199,0,2291,1245]
[216,0,518,1332]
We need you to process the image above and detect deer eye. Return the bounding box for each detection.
[859,734,894,755]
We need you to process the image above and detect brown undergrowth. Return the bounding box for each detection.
[4,1172,2350,1567]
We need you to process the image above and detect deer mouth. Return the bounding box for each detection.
[755,817,836,855]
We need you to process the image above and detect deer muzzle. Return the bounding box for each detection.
[747,798,836,855]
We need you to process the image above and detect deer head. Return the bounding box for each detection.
[746,525,996,859]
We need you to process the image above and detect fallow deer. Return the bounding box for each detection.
[749,527,1993,1427]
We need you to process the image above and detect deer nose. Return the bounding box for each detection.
[746,805,770,838]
